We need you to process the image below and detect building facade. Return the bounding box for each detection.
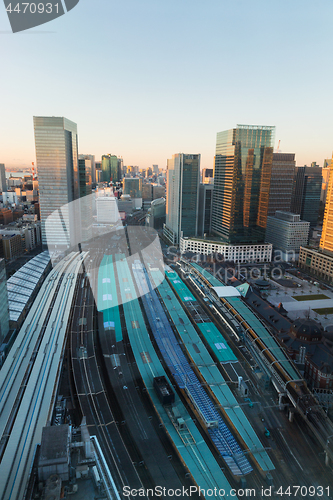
[78,158,93,241]
[320,162,333,254]
[96,196,119,224]
[33,116,80,249]
[0,258,9,345]
[0,164,6,193]
[180,237,272,263]
[298,246,333,282]
[267,153,295,216]
[78,154,96,184]
[164,153,200,245]
[321,161,331,205]
[102,154,118,183]
[291,164,322,226]
[148,198,166,229]
[265,211,310,261]
[211,125,275,244]
[198,183,213,237]
[123,177,142,199]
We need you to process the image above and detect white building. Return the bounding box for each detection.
[96,196,119,224]
[265,211,310,261]
[180,236,272,263]
[2,192,18,205]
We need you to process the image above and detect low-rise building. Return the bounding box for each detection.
[265,211,310,261]
[0,221,42,252]
[180,236,272,263]
[0,234,23,260]
[96,196,119,224]
[298,246,333,282]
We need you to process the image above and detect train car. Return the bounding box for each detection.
[153,376,175,406]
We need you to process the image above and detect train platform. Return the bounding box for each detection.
[115,254,236,499]
[190,263,300,381]
[150,267,274,473]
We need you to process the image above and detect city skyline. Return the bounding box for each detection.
[1,1,333,170]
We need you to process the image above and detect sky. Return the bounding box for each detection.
[1,0,333,171]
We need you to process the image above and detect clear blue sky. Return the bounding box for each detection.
[1,0,332,171]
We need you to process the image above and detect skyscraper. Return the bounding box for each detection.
[211,125,275,244]
[102,154,118,183]
[78,158,92,241]
[163,153,200,245]
[320,161,333,254]
[79,154,96,183]
[267,153,295,216]
[33,116,80,249]
[198,183,213,237]
[0,164,6,193]
[291,164,322,226]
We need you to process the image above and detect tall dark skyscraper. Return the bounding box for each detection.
[198,183,213,237]
[211,125,275,244]
[164,153,200,245]
[33,116,80,249]
[291,164,322,226]
[267,153,295,216]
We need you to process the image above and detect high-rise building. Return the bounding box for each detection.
[79,154,96,183]
[163,153,200,245]
[211,125,275,244]
[198,183,213,237]
[202,168,214,184]
[33,116,80,249]
[123,177,142,199]
[148,198,166,230]
[267,153,295,216]
[102,154,118,183]
[321,160,331,204]
[117,158,124,181]
[0,258,9,344]
[291,164,322,226]
[320,162,333,254]
[0,164,6,192]
[78,158,92,241]
[152,164,159,175]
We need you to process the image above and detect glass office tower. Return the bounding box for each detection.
[267,153,295,216]
[212,125,275,244]
[102,154,119,183]
[33,116,80,249]
[291,164,322,227]
[164,153,200,245]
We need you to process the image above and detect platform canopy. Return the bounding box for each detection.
[212,286,241,298]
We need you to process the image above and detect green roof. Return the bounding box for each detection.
[97,254,122,342]
[198,323,237,364]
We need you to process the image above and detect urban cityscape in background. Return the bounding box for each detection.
[1,117,333,499]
